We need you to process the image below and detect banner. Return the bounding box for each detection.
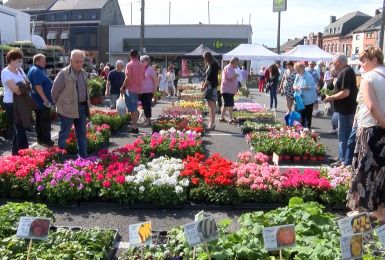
[273,0,287,12]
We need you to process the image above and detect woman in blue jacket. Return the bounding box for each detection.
[293,63,318,128]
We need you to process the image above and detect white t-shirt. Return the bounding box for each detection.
[356,66,385,127]
[1,67,25,103]
[235,67,242,82]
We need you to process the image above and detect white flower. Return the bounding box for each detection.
[139,186,145,192]
[175,185,183,194]
[180,178,190,187]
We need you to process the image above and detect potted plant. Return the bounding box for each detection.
[88,78,102,105]
[316,144,326,161]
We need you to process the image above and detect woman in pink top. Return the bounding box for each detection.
[140,55,158,126]
[219,57,239,124]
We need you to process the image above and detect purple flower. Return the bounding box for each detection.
[78,184,84,190]
[37,185,44,191]
[50,179,57,187]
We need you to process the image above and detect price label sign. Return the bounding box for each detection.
[194,211,213,221]
[272,152,279,166]
[184,217,219,247]
[263,224,296,251]
[338,213,372,236]
[128,221,152,247]
[376,224,385,247]
[16,217,51,240]
[340,233,363,259]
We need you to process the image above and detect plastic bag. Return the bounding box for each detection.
[284,111,301,126]
[116,94,126,116]
[294,91,305,112]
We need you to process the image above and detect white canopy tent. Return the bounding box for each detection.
[222,44,281,61]
[282,45,333,62]
[32,35,47,49]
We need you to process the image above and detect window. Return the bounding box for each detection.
[91,13,97,19]
[355,47,359,54]
[48,39,56,45]
[366,32,373,39]
[356,34,360,40]
[77,13,83,20]
[76,33,84,48]
[89,33,97,48]
[62,13,68,20]
[49,14,55,21]
[62,39,69,48]
[333,28,336,34]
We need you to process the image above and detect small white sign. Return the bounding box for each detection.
[263,224,296,251]
[272,152,279,166]
[376,224,385,247]
[184,217,219,247]
[338,213,372,236]
[340,233,363,259]
[129,221,152,247]
[194,211,213,221]
[16,217,51,240]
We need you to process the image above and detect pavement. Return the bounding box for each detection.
[0,89,340,258]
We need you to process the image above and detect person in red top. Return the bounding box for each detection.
[264,67,270,92]
[120,49,145,134]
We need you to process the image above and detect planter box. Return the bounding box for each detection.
[233,202,285,210]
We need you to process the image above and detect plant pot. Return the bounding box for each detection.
[293,156,301,162]
[317,156,325,161]
[310,156,318,162]
[98,96,104,104]
[90,97,98,105]
[282,155,291,160]
[301,155,309,161]
[268,156,273,162]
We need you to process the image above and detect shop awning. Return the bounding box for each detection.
[282,45,334,62]
[60,31,69,40]
[47,31,57,40]
[184,44,220,56]
[222,44,281,60]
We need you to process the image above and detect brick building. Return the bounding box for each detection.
[322,11,371,57]
[304,32,323,49]
[5,0,124,64]
[352,10,382,57]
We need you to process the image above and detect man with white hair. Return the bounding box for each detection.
[325,53,358,167]
[52,49,89,158]
[105,60,125,109]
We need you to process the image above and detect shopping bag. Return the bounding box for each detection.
[116,94,126,116]
[294,91,305,112]
[284,112,301,126]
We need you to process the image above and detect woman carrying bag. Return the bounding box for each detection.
[293,62,317,128]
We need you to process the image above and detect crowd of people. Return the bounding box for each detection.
[1,46,385,224]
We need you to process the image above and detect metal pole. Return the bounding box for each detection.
[131,2,133,25]
[169,1,171,24]
[140,0,145,54]
[249,13,251,24]
[208,1,210,24]
[277,11,281,53]
[379,0,385,51]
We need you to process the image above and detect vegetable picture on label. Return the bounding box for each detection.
[138,223,151,243]
[276,226,296,247]
[350,234,362,257]
[197,218,218,240]
[351,214,371,233]
[29,219,50,237]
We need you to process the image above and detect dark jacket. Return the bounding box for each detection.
[13,81,37,128]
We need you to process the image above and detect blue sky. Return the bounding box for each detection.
[118,0,382,47]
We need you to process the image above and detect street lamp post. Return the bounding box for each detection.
[140,0,145,54]
[379,0,385,51]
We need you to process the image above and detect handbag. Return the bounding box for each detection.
[204,84,213,100]
[294,91,305,112]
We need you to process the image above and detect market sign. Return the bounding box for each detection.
[122,38,247,54]
[273,0,287,12]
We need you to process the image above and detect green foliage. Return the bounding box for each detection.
[88,77,105,98]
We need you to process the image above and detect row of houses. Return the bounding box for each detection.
[280,10,384,60]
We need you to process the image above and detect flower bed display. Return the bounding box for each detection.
[0,202,115,259]
[152,116,204,134]
[234,102,264,112]
[120,198,343,259]
[65,123,111,155]
[233,110,275,124]
[0,148,66,198]
[246,126,326,162]
[180,91,203,102]
[174,100,206,112]
[161,106,203,117]
[240,120,284,134]
[90,109,130,132]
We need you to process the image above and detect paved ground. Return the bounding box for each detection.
[0,89,340,258]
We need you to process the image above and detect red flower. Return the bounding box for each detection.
[191,177,200,185]
[115,175,125,185]
[96,173,104,181]
[102,180,111,188]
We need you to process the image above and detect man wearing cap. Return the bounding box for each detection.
[120,49,145,134]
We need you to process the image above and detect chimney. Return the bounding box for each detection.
[330,16,336,23]
[375,9,380,15]
[0,1,3,5]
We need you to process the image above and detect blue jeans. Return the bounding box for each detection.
[331,112,339,130]
[4,103,28,155]
[58,104,88,158]
[270,87,277,108]
[345,124,357,166]
[338,113,355,163]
